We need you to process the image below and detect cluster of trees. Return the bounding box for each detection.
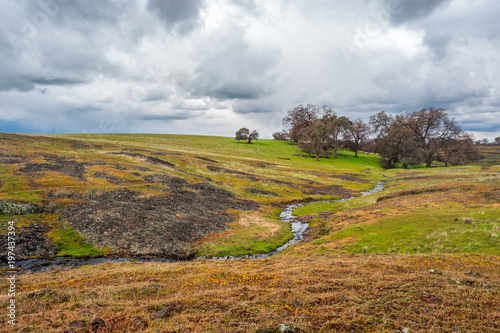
[273,104,482,168]
[475,137,500,146]
[235,128,260,144]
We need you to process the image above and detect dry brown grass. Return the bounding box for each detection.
[1,253,499,332]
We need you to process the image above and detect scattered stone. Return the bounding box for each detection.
[67,320,87,332]
[258,329,268,333]
[28,289,52,298]
[130,316,148,329]
[292,300,302,307]
[0,224,59,260]
[245,188,280,197]
[278,323,292,333]
[19,153,88,181]
[90,315,105,331]
[464,219,473,224]
[402,328,410,333]
[92,171,124,184]
[150,301,184,320]
[196,156,218,163]
[469,271,480,277]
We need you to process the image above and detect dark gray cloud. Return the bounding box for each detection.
[147,0,205,35]
[135,113,196,121]
[190,27,280,100]
[387,0,451,25]
[29,76,87,86]
[422,30,452,58]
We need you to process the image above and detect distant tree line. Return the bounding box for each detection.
[475,137,500,146]
[272,104,483,168]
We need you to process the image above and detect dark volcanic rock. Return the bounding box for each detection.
[196,156,218,163]
[93,171,124,184]
[18,153,88,181]
[0,224,59,260]
[150,302,183,320]
[111,152,175,168]
[206,165,258,180]
[245,188,280,197]
[63,183,259,258]
[90,316,105,330]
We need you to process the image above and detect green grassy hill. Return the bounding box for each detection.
[0,133,499,332]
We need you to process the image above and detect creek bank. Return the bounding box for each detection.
[3,182,384,272]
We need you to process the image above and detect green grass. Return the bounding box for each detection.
[4,133,496,260]
[53,134,385,177]
[48,224,110,258]
[292,200,345,217]
[327,207,500,256]
[196,217,294,258]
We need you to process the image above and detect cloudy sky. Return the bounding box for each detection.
[1,0,499,139]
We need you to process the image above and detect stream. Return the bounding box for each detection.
[5,181,384,272]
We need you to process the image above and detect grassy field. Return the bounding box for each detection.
[0,133,384,259]
[0,134,499,332]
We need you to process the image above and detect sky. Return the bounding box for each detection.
[0,0,499,140]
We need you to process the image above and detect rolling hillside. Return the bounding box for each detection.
[0,133,499,332]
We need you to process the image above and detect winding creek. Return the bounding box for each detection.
[6,181,384,272]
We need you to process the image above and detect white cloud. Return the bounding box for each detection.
[0,0,498,139]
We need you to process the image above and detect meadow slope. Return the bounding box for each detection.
[0,134,499,332]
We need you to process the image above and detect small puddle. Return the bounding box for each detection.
[4,181,384,272]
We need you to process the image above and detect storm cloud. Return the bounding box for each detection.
[0,0,498,140]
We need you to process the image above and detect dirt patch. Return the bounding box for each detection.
[206,165,258,181]
[63,183,259,259]
[18,153,88,181]
[0,224,58,260]
[196,156,218,163]
[245,188,280,197]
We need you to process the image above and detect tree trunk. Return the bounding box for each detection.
[247,138,252,144]
[354,150,358,158]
